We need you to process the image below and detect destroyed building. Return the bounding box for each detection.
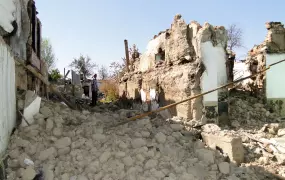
[241,22,285,118]
[2,2,285,178]
[0,0,48,157]
[120,15,230,123]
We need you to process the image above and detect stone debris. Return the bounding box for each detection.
[4,99,285,180]
[201,131,244,164]
[218,162,230,174]
[22,166,36,180]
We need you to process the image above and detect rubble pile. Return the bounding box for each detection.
[228,92,279,128]
[5,101,268,180]
[243,22,285,93]
[200,123,285,177]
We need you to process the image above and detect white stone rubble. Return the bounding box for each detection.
[5,101,263,180]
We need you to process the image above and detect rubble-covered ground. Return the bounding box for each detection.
[5,93,285,180]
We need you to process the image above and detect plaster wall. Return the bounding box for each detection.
[266,54,285,99]
[266,54,285,117]
[201,42,227,105]
[0,38,16,156]
[139,33,166,72]
[0,0,16,33]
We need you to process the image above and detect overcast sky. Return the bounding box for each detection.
[36,0,285,73]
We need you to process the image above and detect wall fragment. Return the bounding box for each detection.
[0,37,16,156]
[119,15,228,121]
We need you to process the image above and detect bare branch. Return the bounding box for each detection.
[227,24,243,51]
[98,65,108,80]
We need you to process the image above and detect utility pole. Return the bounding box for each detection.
[124,39,130,72]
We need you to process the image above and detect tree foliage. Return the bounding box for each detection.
[99,79,119,102]
[227,24,243,51]
[41,38,56,71]
[98,65,109,80]
[129,44,140,60]
[48,69,62,82]
[69,55,97,80]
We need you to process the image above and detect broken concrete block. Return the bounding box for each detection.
[170,124,184,131]
[144,159,158,170]
[22,166,36,180]
[40,106,53,118]
[258,157,269,165]
[202,124,221,133]
[38,147,57,161]
[58,147,71,155]
[275,153,285,165]
[54,137,72,149]
[131,138,147,148]
[99,151,112,163]
[261,123,279,135]
[155,132,167,144]
[218,162,230,174]
[196,149,215,164]
[201,132,244,164]
[278,128,285,137]
[46,118,54,131]
[21,91,41,127]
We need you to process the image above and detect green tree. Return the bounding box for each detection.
[69,54,97,80]
[41,38,56,71]
[48,69,62,82]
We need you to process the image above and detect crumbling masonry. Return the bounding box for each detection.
[120,15,229,122]
[0,0,48,159]
[244,22,285,117]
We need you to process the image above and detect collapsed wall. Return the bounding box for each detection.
[120,15,229,122]
[245,22,285,117]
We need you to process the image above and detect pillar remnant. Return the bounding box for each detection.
[124,39,130,72]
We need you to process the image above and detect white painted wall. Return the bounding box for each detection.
[0,38,16,156]
[200,42,227,104]
[139,33,166,72]
[0,0,16,33]
[266,54,285,98]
